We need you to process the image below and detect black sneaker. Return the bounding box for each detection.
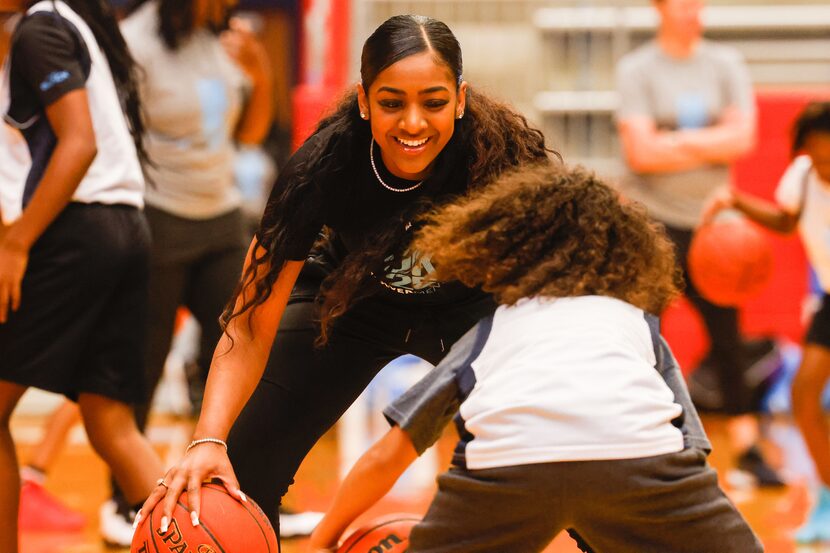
[736,445,785,487]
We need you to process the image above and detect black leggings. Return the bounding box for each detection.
[665,226,751,415]
[227,281,495,528]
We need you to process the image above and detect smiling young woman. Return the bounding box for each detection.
[140,14,554,538]
[358,51,467,181]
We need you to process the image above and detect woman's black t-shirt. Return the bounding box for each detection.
[261,124,483,306]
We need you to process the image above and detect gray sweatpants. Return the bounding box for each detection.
[410,448,763,553]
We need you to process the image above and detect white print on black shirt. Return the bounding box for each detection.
[379,250,440,295]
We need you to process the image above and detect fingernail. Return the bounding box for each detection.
[237,490,247,502]
[133,511,142,529]
[191,511,200,526]
[160,516,169,533]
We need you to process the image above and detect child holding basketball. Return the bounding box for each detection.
[308,164,762,553]
[705,101,830,543]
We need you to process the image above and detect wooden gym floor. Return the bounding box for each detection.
[11,406,830,553]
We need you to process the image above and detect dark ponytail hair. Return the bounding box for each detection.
[361,14,462,90]
[221,14,555,345]
[52,0,148,166]
[792,102,830,156]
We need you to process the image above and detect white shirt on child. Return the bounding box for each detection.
[386,296,685,470]
[775,155,830,292]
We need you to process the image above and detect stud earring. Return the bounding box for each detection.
[360,112,367,119]
[457,111,464,119]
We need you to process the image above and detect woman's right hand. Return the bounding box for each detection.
[138,442,247,532]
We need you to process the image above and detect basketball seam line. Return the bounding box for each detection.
[201,483,277,553]
[148,508,161,553]
[178,498,227,553]
[217,484,278,553]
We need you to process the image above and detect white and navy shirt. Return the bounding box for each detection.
[2,1,143,209]
[775,155,830,293]
[385,296,709,470]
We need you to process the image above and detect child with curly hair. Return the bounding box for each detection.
[307,163,761,553]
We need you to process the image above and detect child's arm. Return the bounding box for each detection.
[308,426,419,552]
[702,186,799,233]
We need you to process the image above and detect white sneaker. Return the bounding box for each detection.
[279,510,325,538]
[99,499,135,547]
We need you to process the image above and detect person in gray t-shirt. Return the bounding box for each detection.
[615,0,783,487]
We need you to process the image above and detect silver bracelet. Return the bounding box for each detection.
[186,437,228,453]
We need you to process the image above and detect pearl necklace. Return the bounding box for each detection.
[369,139,425,193]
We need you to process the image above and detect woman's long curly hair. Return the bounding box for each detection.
[221,14,554,343]
[413,164,682,315]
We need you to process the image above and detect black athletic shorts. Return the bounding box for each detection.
[806,293,830,349]
[0,203,150,403]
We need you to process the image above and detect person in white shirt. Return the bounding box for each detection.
[705,101,830,543]
[0,1,163,550]
[95,1,274,545]
[309,164,761,553]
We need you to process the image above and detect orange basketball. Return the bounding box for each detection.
[131,482,278,553]
[337,513,421,553]
[688,215,774,307]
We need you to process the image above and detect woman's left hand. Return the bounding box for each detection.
[0,230,29,324]
[220,18,270,84]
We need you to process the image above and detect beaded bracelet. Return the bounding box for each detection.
[186,437,228,453]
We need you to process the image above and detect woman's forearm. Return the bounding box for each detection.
[235,70,273,146]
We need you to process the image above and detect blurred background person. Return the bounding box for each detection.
[0,0,165,549]
[704,102,830,543]
[97,0,274,546]
[1,11,87,535]
[614,0,782,486]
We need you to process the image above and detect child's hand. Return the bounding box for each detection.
[795,484,830,543]
[700,186,735,226]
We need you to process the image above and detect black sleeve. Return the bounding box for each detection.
[11,14,88,108]
[258,130,331,261]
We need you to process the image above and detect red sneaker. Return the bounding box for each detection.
[18,481,86,532]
